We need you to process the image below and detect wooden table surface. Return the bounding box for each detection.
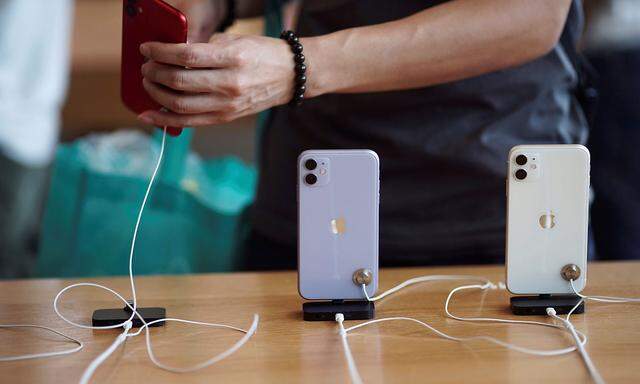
[1,262,639,383]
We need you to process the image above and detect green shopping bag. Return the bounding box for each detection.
[35,129,256,278]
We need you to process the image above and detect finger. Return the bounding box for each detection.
[141,61,221,93]
[140,42,239,68]
[138,110,238,128]
[142,78,230,114]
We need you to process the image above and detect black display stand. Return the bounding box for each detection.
[92,300,166,327]
[303,300,375,321]
[510,294,584,316]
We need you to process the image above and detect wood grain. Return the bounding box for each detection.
[1,262,639,383]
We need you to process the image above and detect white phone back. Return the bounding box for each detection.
[506,145,590,295]
[298,150,379,300]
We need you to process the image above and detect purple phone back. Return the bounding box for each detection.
[298,150,379,300]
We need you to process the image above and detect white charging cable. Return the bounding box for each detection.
[361,275,492,302]
[346,272,637,383]
[335,313,363,384]
[357,278,586,356]
[570,279,640,303]
[444,283,587,355]
[133,315,259,373]
[0,324,83,362]
[551,277,640,384]
[51,127,259,383]
[79,321,133,384]
[335,276,589,384]
[547,303,605,384]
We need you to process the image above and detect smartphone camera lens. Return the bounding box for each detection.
[515,154,528,166]
[515,169,527,180]
[304,159,317,171]
[305,173,317,185]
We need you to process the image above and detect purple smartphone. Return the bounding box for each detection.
[298,150,380,300]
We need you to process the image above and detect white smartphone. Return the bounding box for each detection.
[298,150,380,300]
[506,145,590,295]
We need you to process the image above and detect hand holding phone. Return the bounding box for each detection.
[121,0,188,135]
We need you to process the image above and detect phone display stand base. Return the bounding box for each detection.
[92,300,166,328]
[303,300,375,321]
[510,294,584,316]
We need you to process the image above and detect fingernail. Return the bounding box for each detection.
[140,44,150,57]
[138,113,154,124]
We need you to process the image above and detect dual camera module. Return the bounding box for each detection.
[304,159,318,185]
[515,154,528,180]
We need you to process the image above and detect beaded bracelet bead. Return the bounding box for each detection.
[280,30,307,107]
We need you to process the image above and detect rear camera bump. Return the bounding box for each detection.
[305,173,317,185]
[515,154,528,166]
[304,159,317,171]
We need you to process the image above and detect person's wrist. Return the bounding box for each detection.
[280,31,308,106]
[274,38,296,106]
[300,36,337,98]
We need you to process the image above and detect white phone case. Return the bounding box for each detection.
[506,145,590,295]
[298,150,379,300]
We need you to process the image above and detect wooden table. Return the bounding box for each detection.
[1,262,638,383]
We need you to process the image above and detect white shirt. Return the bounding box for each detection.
[0,0,73,167]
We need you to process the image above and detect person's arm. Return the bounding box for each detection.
[305,0,572,96]
[138,0,572,127]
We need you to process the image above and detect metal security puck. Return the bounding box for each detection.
[353,269,373,286]
[561,264,581,281]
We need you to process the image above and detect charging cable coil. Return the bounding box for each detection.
[0,128,259,383]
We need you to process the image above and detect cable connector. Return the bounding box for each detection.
[335,313,347,337]
[484,281,506,290]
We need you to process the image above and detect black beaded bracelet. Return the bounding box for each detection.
[280,30,307,107]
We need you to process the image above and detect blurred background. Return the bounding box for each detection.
[0,0,638,279]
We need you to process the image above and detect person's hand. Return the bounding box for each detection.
[137,33,296,127]
[164,0,226,43]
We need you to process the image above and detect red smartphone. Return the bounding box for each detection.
[121,0,188,135]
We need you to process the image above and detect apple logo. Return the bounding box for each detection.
[331,217,346,235]
[539,213,556,229]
